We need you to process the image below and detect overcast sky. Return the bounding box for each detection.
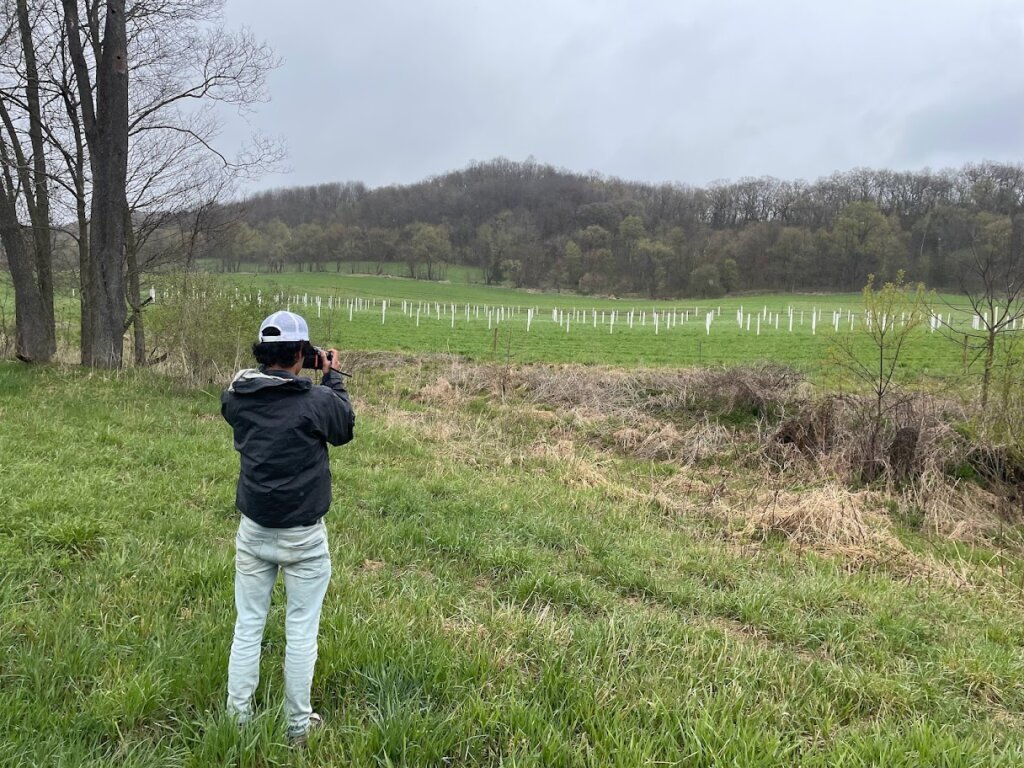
[219,0,1024,192]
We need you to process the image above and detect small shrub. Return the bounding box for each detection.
[147,273,266,383]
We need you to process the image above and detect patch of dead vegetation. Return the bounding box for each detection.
[648,471,730,518]
[764,392,974,484]
[529,438,577,462]
[692,481,992,588]
[441,359,804,423]
[413,376,461,406]
[340,350,429,372]
[613,416,733,464]
[904,469,1016,543]
[361,357,1023,577]
[734,486,893,550]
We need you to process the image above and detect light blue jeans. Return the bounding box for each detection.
[226,515,331,736]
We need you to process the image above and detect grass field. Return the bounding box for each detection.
[3,359,1024,766]
[157,270,983,383]
[4,268,988,383]
[198,262,488,286]
[213,268,872,312]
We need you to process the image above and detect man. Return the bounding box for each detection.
[221,310,355,742]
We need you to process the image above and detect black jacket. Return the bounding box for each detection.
[221,367,355,527]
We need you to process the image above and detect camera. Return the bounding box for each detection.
[301,342,333,370]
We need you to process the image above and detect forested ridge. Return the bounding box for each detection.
[215,158,1024,297]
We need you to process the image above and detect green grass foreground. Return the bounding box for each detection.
[2,360,1024,767]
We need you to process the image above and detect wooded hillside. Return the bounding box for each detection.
[213,158,1024,297]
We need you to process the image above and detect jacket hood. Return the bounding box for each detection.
[227,368,314,395]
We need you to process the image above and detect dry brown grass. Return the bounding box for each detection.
[700,482,987,586]
[733,486,895,550]
[613,417,733,463]
[905,469,1012,543]
[364,356,1023,568]
[436,360,801,471]
[340,349,428,373]
[413,376,461,406]
[764,391,978,486]
[439,359,804,422]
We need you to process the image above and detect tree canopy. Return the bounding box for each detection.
[215,158,1024,297]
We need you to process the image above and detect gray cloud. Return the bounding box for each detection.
[895,84,1024,170]
[219,0,1024,190]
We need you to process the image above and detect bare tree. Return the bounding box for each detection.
[0,0,56,361]
[118,6,281,363]
[62,0,129,367]
[123,145,243,364]
[944,213,1024,408]
[831,272,928,481]
[1,0,279,366]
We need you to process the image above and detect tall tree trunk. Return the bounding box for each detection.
[16,0,55,358]
[0,190,51,361]
[89,0,129,367]
[0,0,57,362]
[65,0,130,367]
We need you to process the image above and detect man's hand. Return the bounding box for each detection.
[322,348,341,373]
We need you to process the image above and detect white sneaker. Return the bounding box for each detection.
[288,712,323,746]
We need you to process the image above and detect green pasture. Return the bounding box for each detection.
[302,305,962,378]
[2,361,1023,766]
[0,269,995,383]
[195,272,979,381]
[213,268,874,312]
[198,261,488,286]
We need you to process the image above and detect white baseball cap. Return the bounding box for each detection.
[258,310,310,342]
